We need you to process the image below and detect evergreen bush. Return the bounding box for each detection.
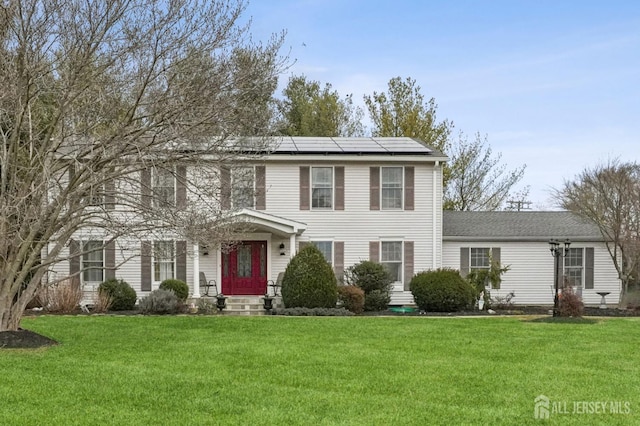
[139,289,181,314]
[363,289,391,311]
[159,279,189,301]
[281,245,337,308]
[98,278,137,311]
[410,269,476,312]
[344,261,393,311]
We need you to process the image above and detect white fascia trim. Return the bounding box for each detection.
[235,208,307,235]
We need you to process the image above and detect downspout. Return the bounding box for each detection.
[433,161,439,269]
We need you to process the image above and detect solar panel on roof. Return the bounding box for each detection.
[339,139,386,153]
[293,139,341,151]
[269,137,436,154]
[376,138,432,153]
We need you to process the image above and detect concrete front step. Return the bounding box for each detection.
[189,296,283,315]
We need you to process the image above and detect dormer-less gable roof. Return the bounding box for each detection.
[443,211,603,242]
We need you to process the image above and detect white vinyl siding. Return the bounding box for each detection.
[264,161,441,305]
[52,158,442,306]
[443,241,620,306]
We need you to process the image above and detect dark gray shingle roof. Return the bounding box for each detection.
[443,211,603,242]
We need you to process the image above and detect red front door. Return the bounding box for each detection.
[221,241,267,295]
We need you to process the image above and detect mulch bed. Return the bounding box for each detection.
[0,329,58,349]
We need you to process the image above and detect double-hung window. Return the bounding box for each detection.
[154,241,175,282]
[153,168,175,207]
[564,248,583,288]
[381,167,403,209]
[381,241,402,282]
[470,248,491,271]
[312,241,333,265]
[82,241,104,283]
[311,167,333,209]
[232,167,255,209]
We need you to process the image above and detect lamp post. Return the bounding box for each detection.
[549,239,571,317]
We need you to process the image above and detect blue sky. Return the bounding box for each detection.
[244,0,640,209]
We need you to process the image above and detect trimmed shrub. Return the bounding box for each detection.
[558,286,584,317]
[139,289,181,314]
[363,289,391,312]
[281,245,338,308]
[344,261,393,311]
[98,279,137,311]
[159,279,189,301]
[344,261,393,294]
[337,285,365,314]
[410,268,476,312]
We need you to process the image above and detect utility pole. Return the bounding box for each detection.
[506,200,532,211]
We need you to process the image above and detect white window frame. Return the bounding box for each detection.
[564,247,584,289]
[380,241,403,283]
[312,241,333,266]
[470,247,491,271]
[381,166,403,210]
[231,166,256,209]
[152,167,176,207]
[82,240,104,283]
[153,240,175,283]
[311,166,334,209]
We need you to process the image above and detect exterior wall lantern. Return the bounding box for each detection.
[279,243,286,256]
[549,239,571,317]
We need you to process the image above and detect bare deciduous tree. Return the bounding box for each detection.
[554,160,640,305]
[444,132,526,211]
[0,0,286,331]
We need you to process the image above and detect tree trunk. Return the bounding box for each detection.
[619,278,629,307]
[0,296,27,331]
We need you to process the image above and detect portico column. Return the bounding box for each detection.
[289,234,296,258]
[192,244,201,298]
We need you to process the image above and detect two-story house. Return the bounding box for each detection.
[55,136,622,308]
[58,137,447,306]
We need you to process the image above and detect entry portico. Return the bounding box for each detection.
[191,209,306,297]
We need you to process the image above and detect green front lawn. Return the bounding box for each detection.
[1,315,638,425]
